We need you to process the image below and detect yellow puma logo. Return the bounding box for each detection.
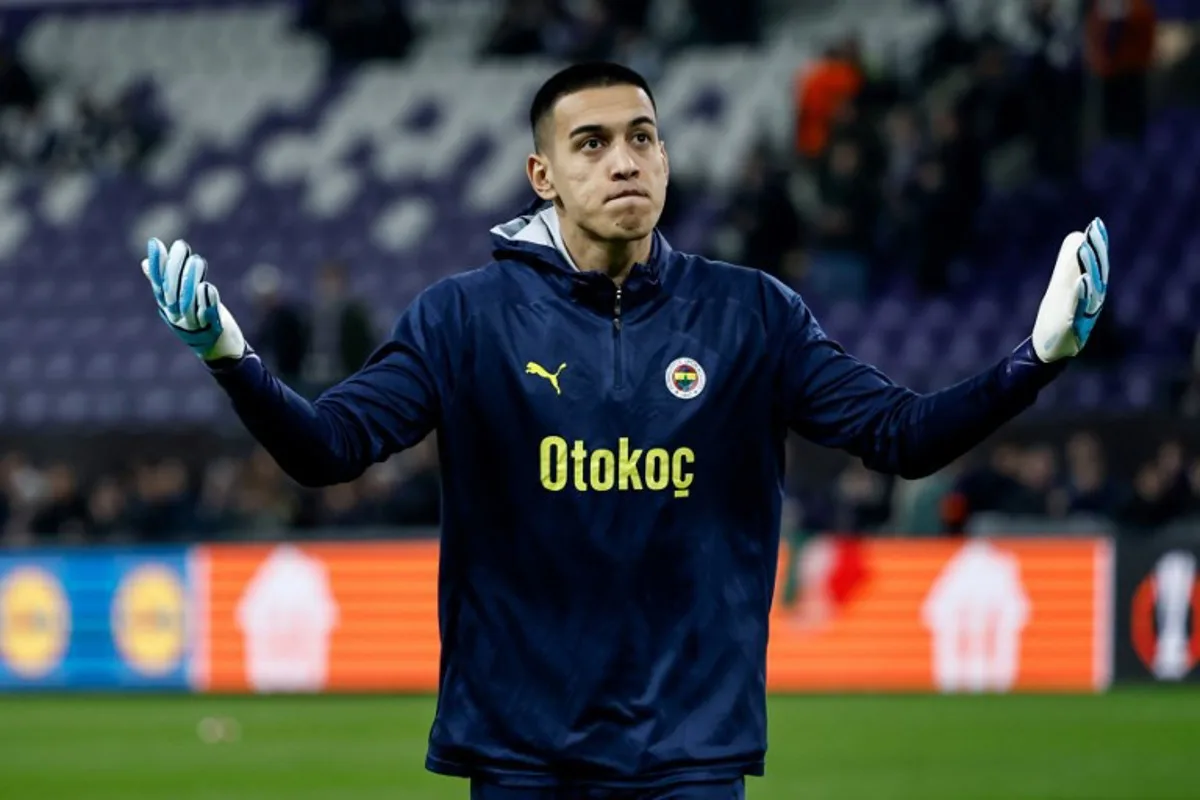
[525,361,567,396]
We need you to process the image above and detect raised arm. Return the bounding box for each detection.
[780,219,1110,479]
[141,238,461,487]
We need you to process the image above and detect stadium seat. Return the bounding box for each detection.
[0,6,1195,424]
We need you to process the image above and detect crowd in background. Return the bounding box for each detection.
[5,427,1200,547]
[0,437,441,548]
[478,0,761,64]
[717,0,1161,303]
[0,0,1197,547]
[0,42,165,175]
[799,433,1200,539]
[240,259,379,398]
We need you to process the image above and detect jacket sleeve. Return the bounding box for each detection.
[779,291,1066,479]
[208,282,462,487]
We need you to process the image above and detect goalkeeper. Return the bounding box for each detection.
[142,62,1109,799]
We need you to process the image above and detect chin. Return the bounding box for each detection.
[608,210,660,240]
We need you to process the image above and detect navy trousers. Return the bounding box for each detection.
[469,778,746,800]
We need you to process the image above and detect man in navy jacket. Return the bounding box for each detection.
[142,62,1110,799]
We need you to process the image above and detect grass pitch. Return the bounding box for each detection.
[0,691,1195,798]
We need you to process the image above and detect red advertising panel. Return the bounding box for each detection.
[768,537,1111,692]
[194,537,1111,693]
[194,542,439,692]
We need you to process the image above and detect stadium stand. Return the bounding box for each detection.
[0,0,1198,542]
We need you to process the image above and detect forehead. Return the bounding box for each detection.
[551,84,656,136]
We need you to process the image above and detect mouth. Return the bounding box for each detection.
[606,189,649,202]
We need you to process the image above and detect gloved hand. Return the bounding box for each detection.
[142,238,246,361]
[1032,217,1110,363]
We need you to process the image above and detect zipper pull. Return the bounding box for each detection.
[613,287,623,331]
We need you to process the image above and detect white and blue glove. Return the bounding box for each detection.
[142,238,246,361]
[1032,217,1110,363]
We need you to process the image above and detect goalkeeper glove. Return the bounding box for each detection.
[142,238,247,361]
[1032,216,1110,363]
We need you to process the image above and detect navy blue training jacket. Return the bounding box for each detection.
[210,208,1065,790]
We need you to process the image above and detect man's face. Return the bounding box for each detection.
[528,84,669,243]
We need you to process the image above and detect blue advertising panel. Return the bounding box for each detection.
[0,548,193,690]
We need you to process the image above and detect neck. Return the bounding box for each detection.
[559,218,652,282]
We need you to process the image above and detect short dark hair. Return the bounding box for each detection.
[529,61,656,152]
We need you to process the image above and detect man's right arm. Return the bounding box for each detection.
[143,237,460,488]
[209,300,450,487]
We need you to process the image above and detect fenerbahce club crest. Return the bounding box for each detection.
[666,358,706,400]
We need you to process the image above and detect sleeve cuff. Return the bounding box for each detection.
[1004,337,1069,393]
[204,347,257,375]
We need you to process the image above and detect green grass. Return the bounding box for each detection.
[0,691,1196,798]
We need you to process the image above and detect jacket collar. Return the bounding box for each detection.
[489,204,670,298]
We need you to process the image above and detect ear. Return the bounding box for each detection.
[659,140,670,185]
[526,153,557,202]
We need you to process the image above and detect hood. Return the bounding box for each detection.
[489,203,672,282]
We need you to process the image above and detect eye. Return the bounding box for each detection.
[582,137,603,150]
[633,131,652,144]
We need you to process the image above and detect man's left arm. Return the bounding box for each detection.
[781,218,1110,479]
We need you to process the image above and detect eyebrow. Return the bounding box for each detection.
[568,116,657,139]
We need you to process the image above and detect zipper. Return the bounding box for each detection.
[612,286,623,388]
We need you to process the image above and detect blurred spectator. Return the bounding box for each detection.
[192,458,245,539]
[828,98,888,184]
[1158,18,1200,106]
[719,143,807,283]
[305,260,377,393]
[1023,0,1083,178]
[912,107,983,293]
[606,0,651,30]
[882,105,924,205]
[1121,460,1177,531]
[1014,444,1063,517]
[0,44,40,112]
[0,81,166,175]
[946,444,1026,523]
[1179,332,1200,416]
[916,3,977,88]
[1,104,57,169]
[244,263,310,388]
[547,0,617,62]
[1,453,46,546]
[375,437,441,527]
[931,106,984,226]
[127,459,194,542]
[28,463,88,542]
[688,0,762,46]
[229,449,299,538]
[297,0,414,65]
[86,476,131,541]
[832,461,893,533]
[809,138,876,299]
[54,88,165,174]
[902,151,956,294]
[1152,440,1193,518]
[481,0,558,57]
[1084,0,1157,141]
[794,38,865,161]
[956,35,1028,153]
[891,468,958,535]
[1061,432,1119,516]
[316,483,371,527]
[949,444,1064,526]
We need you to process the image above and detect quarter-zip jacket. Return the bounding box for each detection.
[209,208,1065,789]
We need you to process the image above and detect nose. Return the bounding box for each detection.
[608,143,640,180]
